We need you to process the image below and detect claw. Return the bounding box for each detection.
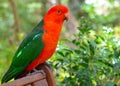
[27,68,45,76]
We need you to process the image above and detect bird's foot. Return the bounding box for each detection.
[27,69,45,76]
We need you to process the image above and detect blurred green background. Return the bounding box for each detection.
[0,0,120,86]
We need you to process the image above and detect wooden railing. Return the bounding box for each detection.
[1,64,56,86]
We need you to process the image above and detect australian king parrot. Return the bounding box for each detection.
[1,5,69,83]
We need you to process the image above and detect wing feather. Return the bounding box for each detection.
[1,20,44,83]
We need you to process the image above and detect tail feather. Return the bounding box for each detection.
[1,69,16,83]
[1,68,23,84]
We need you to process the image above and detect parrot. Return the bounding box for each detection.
[1,5,69,83]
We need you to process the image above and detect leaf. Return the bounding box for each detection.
[88,39,96,55]
[113,61,120,71]
[80,79,94,86]
[57,51,64,57]
[105,81,117,86]
[113,48,120,58]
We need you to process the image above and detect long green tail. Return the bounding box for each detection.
[1,68,22,84]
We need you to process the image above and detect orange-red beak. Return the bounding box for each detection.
[64,13,69,21]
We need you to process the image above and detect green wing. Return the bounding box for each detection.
[1,20,44,83]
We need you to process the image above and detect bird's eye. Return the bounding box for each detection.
[57,10,61,14]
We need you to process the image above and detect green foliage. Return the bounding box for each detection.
[0,0,120,85]
[50,17,120,86]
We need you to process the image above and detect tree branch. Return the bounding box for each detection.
[57,0,61,4]
[9,0,20,41]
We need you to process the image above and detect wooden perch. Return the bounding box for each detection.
[37,64,56,86]
[1,73,46,86]
[1,64,56,86]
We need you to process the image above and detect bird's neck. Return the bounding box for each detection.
[42,20,62,46]
[43,21,62,33]
[44,15,64,26]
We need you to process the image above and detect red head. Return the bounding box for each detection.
[44,5,69,25]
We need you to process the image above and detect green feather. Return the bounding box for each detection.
[1,20,44,83]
